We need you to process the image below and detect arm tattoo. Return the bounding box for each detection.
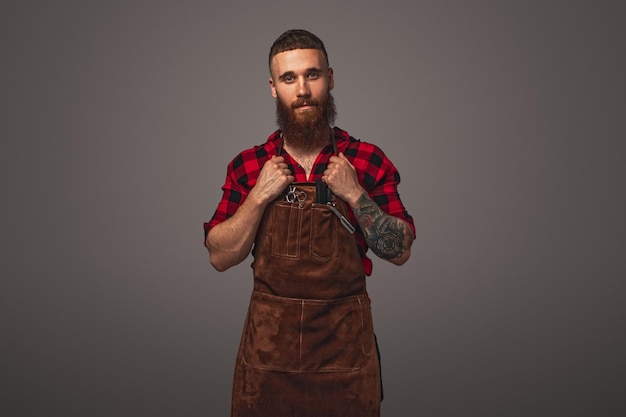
[352,193,409,259]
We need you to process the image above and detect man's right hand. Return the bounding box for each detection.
[206,156,293,271]
[249,156,294,205]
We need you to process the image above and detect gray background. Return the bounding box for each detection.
[2,1,625,416]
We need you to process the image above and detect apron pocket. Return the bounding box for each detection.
[242,292,372,373]
[271,202,303,260]
[310,205,338,262]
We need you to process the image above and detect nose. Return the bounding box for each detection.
[296,77,311,98]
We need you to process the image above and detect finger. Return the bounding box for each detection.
[265,157,277,168]
[338,152,351,164]
[338,152,354,169]
[281,174,294,186]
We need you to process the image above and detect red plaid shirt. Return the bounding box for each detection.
[204,127,415,275]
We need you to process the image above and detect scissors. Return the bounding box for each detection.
[285,185,307,206]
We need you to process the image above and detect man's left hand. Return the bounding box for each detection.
[322,152,365,208]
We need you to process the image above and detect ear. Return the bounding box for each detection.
[269,77,278,98]
[328,67,334,91]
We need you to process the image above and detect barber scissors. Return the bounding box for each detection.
[285,185,307,207]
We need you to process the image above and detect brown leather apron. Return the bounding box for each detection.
[230,183,381,417]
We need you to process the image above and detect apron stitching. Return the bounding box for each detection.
[358,297,367,354]
[299,300,305,371]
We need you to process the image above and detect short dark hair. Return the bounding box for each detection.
[268,29,329,72]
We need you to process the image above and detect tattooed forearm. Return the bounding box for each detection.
[352,193,411,260]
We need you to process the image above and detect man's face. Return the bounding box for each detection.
[269,48,334,121]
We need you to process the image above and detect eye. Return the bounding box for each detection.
[308,72,320,79]
[284,75,294,82]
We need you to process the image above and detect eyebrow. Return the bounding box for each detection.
[278,67,323,81]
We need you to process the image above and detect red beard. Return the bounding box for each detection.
[275,92,337,150]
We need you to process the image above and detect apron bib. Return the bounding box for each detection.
[230,183,381,417]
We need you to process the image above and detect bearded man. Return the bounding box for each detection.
[204,29,415,417]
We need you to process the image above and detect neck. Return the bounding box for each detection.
[282,129,333,178]
[282,126,332,155]
[283,139,328,158]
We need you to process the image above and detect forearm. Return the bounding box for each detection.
[206,155,295,271]
[206,194,267,271]
[351,192,414,265]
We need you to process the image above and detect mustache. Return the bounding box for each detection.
[291,98,320,109]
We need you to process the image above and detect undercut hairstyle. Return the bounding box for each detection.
[268,29,329,73]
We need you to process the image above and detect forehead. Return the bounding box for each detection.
[270,48,328,77]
